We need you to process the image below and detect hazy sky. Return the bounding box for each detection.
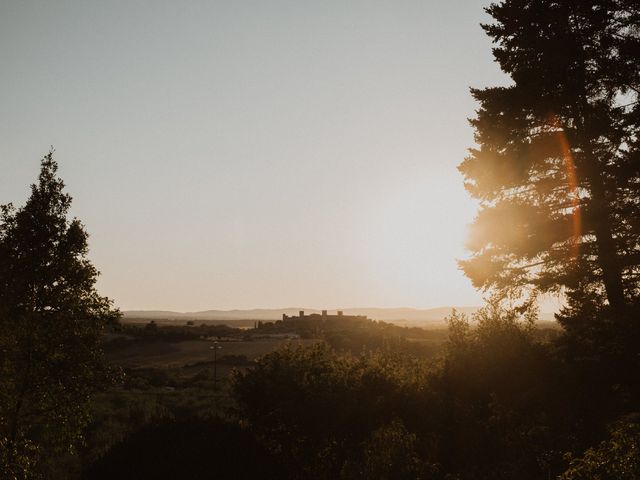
[1,1,509,311]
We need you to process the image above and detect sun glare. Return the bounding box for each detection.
[550,113,582,260]
[358,177,479,305]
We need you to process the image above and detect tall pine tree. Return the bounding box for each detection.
[459,1,640,334]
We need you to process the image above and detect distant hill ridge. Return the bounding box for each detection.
[122,307,483,324]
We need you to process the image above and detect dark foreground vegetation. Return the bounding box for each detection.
[5,298,640,479]
[2,0,640,478]
[80,303,640,479]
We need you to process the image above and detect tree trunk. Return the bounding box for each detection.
[589,171,627,313]
[572,29,627,314]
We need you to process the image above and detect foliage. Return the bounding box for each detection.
[0,436,39,480]
[231,343,437,479]
[560,415,640,479]
[438,304,569,478]
[341,419,433,480]
[459,0,640,321]
[0,152,120,476]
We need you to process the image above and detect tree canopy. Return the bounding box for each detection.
[459,0,640,324]
[0,152,119,477]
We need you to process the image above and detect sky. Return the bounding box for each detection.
[0,1,510,311]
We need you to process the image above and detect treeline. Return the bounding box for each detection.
[105,322,246,346]
[253,314,452,356]
[111,315,451,358]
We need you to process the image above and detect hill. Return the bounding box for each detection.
[123,307,482,326]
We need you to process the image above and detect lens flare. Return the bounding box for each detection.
[549,114,581,259]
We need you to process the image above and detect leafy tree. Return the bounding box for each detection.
[231,343,436,479]
[560,415,640,480]
[459,1,640,323]
[439,304,567,479]
[0,152,119,476]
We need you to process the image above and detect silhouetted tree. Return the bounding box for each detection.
[459,1,640,326]
[439,304,569,478]
[0,152,119,477]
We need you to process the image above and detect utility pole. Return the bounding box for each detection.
[210,341,223,415]
[210,341,222,391]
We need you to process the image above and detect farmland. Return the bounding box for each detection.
[107,336,318,370]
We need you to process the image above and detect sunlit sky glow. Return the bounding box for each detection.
[1,1,510,311]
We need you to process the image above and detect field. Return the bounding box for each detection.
[79,333,325,469]
[107,337,319,370]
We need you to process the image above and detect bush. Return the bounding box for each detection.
[231,343,436,479]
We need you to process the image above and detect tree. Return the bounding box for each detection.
[560,415,640,480]
[459,1,640,325]
[0,151,119,477]
[231,343,436,479]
